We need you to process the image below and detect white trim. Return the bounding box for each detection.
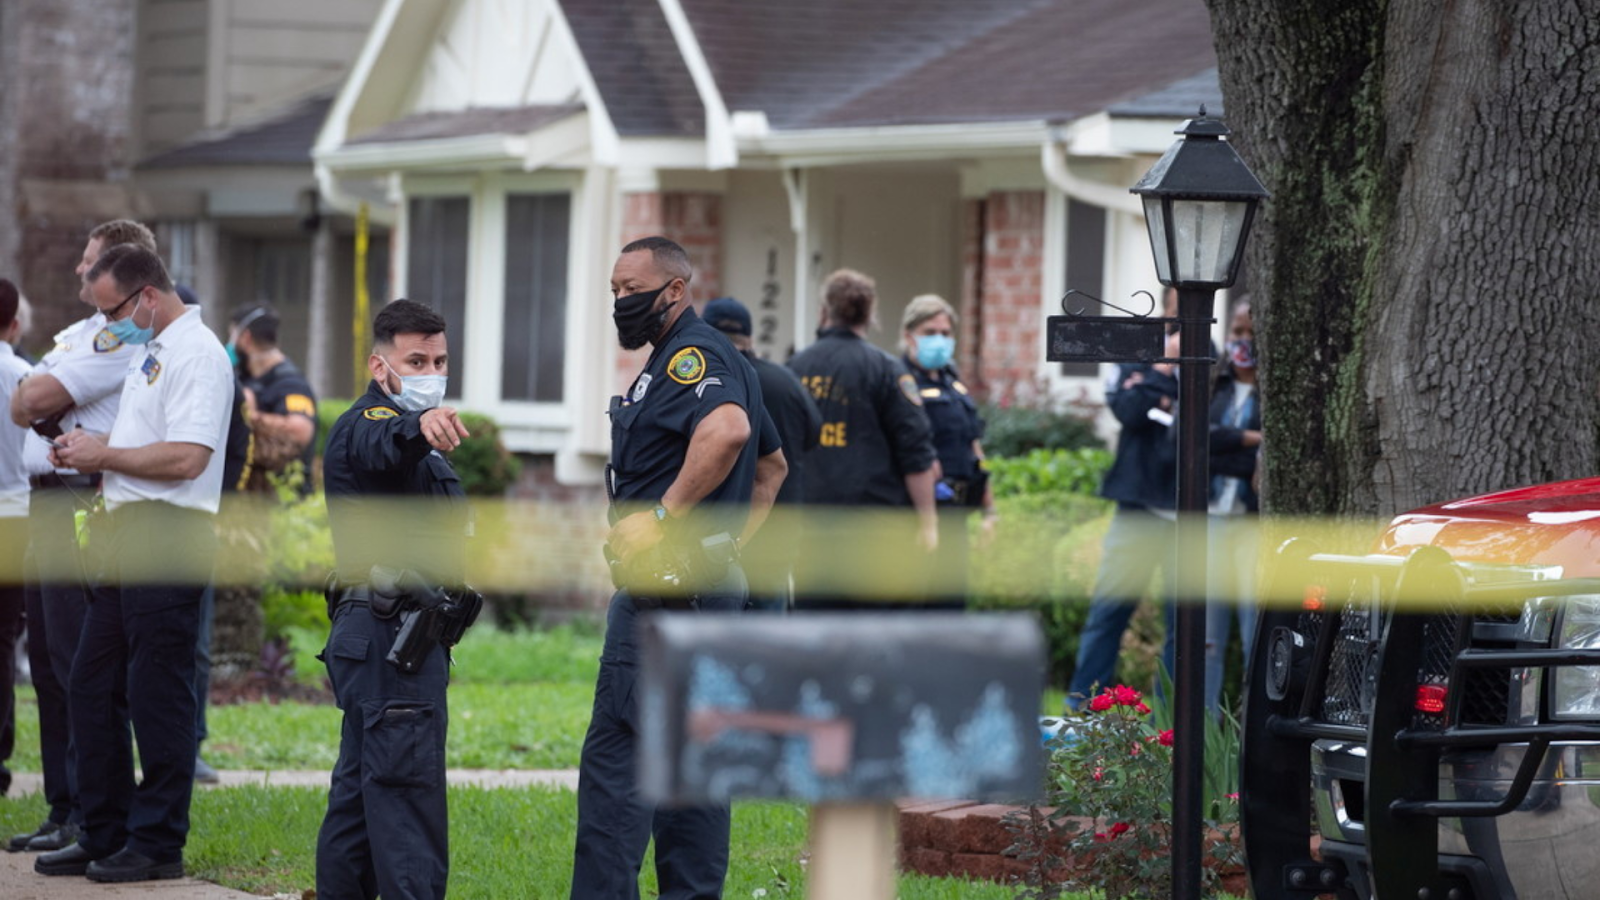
[1042,118,1143,216]
[747,120,1053,166]
[656,0,736,169]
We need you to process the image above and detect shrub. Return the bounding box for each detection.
[1006,685,1240,899]
[987,447,1113,499]
[979,401,1102,458]
[453,412,523,496]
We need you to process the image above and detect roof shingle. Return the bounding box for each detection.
[556,0,705,137]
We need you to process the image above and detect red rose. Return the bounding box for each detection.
[1157,729,1175,746]
[1088,693,1115,712]
[1135,702,1151,715]
[1110,822,1131,836]
[1113,685,1142,707]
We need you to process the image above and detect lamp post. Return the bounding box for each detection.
[1130,108,1268,900]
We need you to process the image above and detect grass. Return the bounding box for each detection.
[0,786,1021,899]
[0,622,1095,897]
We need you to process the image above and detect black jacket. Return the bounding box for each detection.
[1099,363,1179,510]
[788,328,935,506]
[1207,367,1261,513]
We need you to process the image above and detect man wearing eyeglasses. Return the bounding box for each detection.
[36,243,232,883]
[6,220,153,859]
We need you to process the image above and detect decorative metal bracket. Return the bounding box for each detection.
[1046,289,1211,365]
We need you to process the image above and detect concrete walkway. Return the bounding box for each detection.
[1,769,580,899]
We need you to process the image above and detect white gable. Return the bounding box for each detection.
[405,0,584,114]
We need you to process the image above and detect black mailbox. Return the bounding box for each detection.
[638,613,1047,805]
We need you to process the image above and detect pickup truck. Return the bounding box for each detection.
[1241,476,1600,900]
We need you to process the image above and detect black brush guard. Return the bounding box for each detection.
[1240,540,1600,900]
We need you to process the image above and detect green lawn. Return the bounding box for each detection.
[0,622,1072,898]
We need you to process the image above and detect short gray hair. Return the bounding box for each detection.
[901,293,957,332]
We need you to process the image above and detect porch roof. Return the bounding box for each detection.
[138,93,333,169]
[347,104,586,145]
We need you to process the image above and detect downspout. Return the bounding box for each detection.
[971,197,988,391]
[1041,125,1142,216]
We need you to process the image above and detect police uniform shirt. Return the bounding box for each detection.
[322,381,468,587]
[246,357,319,472]
[787,327,935,507]
[749,353,821,507]
[0,342,33,516]
[103,306,233,513]
[21,311,138,477]
[610,307,778,539]
[906,359,984,483]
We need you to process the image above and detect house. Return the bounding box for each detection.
[0,0,384,378]
[313,0,1227,485]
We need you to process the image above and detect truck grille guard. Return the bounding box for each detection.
[1240,540,1600,899]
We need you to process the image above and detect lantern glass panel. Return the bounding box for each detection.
[1170,198,1247,285]
[1141,196,1172,284]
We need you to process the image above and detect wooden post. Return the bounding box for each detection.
[808,802,897,900]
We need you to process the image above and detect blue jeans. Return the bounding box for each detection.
[1205,514,1260,716]
[1067,506,1176,708]
[571,567,746,900]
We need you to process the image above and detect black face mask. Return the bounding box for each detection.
[613,281,676,350]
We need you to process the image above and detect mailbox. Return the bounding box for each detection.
[638,613,1047,805]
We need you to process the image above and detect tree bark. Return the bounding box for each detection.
[1206,0,1600,517]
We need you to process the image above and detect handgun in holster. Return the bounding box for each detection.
[369,565,484,674]
[604,531,739,612]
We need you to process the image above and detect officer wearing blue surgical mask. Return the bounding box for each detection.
[315,298,472,900]
[900,293,996,608]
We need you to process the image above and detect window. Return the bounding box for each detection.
[1061,198,1106,377]
[406,196,470,394]
[501,193,569,403]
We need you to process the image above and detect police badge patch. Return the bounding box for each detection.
[898,373,923,406]
[667,347,706,385]
[141,355,161,385]
[632,373,653,403]
[363,406,399,421]
[93,328,123,353]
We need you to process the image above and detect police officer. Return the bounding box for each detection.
[702,296,821,611]
[44,244,233,882]
[787,268,938,610]
[571,236,786,900]
[315,299,471,900]
[7,220,153,855]
[899,294,997,609]
[227,304,318,491]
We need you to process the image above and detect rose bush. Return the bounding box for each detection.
[1006,685,1240,899]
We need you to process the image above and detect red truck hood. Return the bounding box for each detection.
[1373,477,1600,578]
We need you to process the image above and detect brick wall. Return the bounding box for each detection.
[963,190,1046,403]
[614,191,725,393]
[0,0,140,352]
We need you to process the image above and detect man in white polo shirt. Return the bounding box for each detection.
[39,243,231,883]
[0,278,34,799]
[7,219,154,855]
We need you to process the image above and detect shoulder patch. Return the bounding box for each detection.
[952,380,969,395]
[284,394,316,416]
[363,406,399,421]
[668,347,707,385]
[93,328,123,353]
[898,373,923,406]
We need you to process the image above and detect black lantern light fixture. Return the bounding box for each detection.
[1130,108,1268,900]
[1131,107,1268,289]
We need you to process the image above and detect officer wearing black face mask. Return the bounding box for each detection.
[316,299,473,900]
[571,236,787,900]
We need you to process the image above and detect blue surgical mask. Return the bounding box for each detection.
[382,357,448,412]
[914,334,955,370]
[106,303,155,346]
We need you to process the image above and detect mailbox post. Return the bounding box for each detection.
[639,613,1046,900]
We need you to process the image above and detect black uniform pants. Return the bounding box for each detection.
[315,600,449,900]
[23,487,91,825]
[72,501,214,861]
[571,569,745,900]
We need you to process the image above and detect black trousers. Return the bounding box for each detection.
[570,570,745,900]
[72,501,214,860]
[26,486,94,825]
[0,517,25,772]
[315,601,449,900]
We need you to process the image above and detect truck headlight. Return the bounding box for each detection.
[1551,596,1600,719]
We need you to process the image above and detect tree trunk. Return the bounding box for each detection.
[1206,0,1600,517]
